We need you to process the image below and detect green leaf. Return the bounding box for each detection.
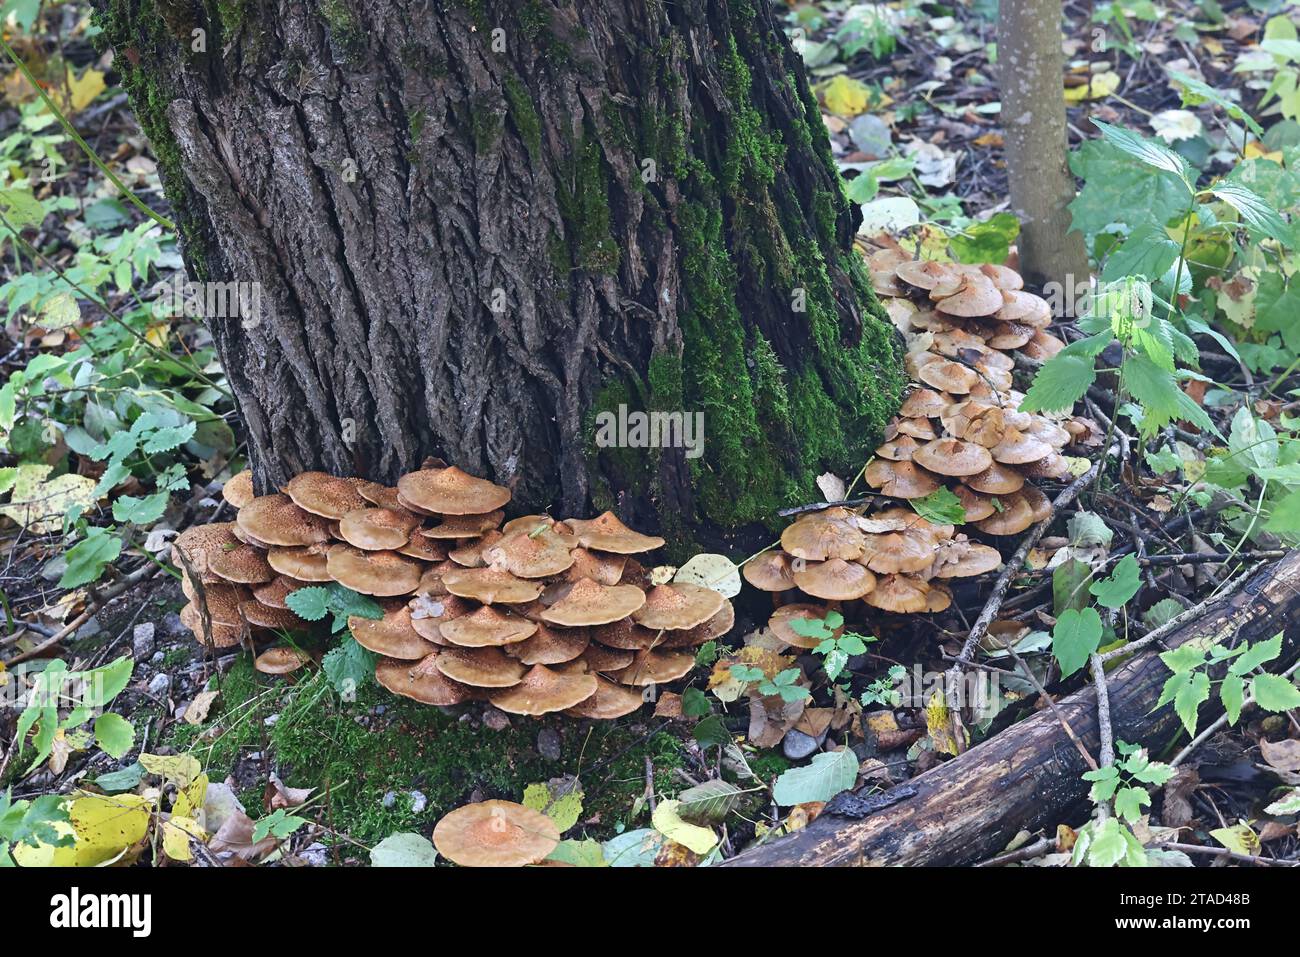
[0,186,46,230]
[1090,554,1142,609]
[1142,597,1184,629]
[251,807,309,843]
[1101,223,1181,283]
[1114,786,1150,823]
[1085,817,1131,868]
[58,528,122,589]
[1168,71,1263,135]
[285,587,331,621]
[1228,633,1283,676]
[111,490,169,525]
[1020,353,1097,416]
[1265,488,1300,538]
[1211,182,1292,244]
[1121,353,1218,439]
[140,421,196,455]
[651,799,718,855]
[1250,673,1300,712]
[676,779,744,825]
[321,637,375,697]
[910,487,966,525]
[370,832,438,866]
[1053,559,1095,616]
[771,748,859,806]
[92,713,135,759]
[545,838,608,866]
[680,687,711,717]
[93,762,146,794]
[949,212,1020,264]
[1264,789,1300,815]
[692,715,730,748]
[1220,673,1245,726]
[1068,139,1191,239]
[601,828,661,867]
[1051,607,1103,677]
[1091,120,1192,183]
[1174,670,1211,736]
[325,582,383,620]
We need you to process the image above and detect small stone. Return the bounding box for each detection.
[373,704,386,716]
[409,790,427,814]
[482,707,511,731]
[382,791,397,809]
[299,842,329,867]
[161,611,186,637]
[150,651,165,665]
[132,622,156,659]
[173,702,189,720]
[537,727,562,761]
[147,673,171,697]
[782,729,820,760]
[76,616,101,641]
[264,714,280,728]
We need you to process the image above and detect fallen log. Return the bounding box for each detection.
[724,550,1300,867]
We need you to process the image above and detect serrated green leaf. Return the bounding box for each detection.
[1250,673,1300,712]
[676,779,744,825]
[771,748,859,806]
[910,487,966,525]
[1052,607,1103,677]
[1229,633,1283,676]
[1174,670,1211,736]
[1020,353,1097,415]
[285,587,331,621]
[1220,673,1245,726]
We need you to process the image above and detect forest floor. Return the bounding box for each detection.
[1,1,1299,867]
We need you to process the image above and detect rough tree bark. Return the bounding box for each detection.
[724,550,1300,866]
[997,0,1090,293]
[93,0,904,542]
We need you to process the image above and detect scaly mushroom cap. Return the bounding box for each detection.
[942,400,1006,448]
[482,529,575,579]
[172,522,241,583]
[895,259,961,291]
[979,263,1024,291]
[875,434,921,461]
[931,328,988,356]
[500,515,579,548]
[792,558,877,601]
[590,618,664,651]
[284,472,369,519]
[376,653,477,706]
[894,416,938,440]
[659,602,736,649]
[1026,418,1071,449]
[447,531,504,568]
[441,566,543,605]
[439,606,538,648]
[912,437,994,477]
[742,550,798,592]
[974,491,1036,535]
[1022,330,1066,361]
[565,548,627,586]
[209,544,275,585]
[408,594,474,644]
[1019,453,1072,479]
[541,578,646,626]
[613,649,697,686]
[504,623,590,665]
[421,510,505,539]
[995,289,1052,326]
[916,357,980,394]
[355,480,403,510]
[432,800,560,868]
[858,505,954,540]
[779,507,866,561]
[338,507,420,551]
[252,575,308,609]
[933,539,1004,578]
[254,646,311,675]
[564,676,646,719]
[1021,483,1053,523]
[434,646,527,688]
[864,574,931,613]
[991,428,1053,465]
[863,458,942,499]
[953,484,998,522]
[237,494,332,547]
[564,511,666,554]
[768,603,841,650]
[414,560,458,598]
[489,664,599,716]
[180,594,244,647]
[239,601,307,631]
[266,544,333,582]
[934,273,1003,317]
[326,545,422,596]
[350,601,438,660]
[862,530,937,575]
[579,643,636,673]
[965,462,1026,495]
[397,466,511,515]
[632,583,725,631]
[397,535,448,562]
[987,321,1034,350]
[222,470,255,509]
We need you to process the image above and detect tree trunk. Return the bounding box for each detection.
[93,0,904,543]
[724,550,1300,866]
[997,0,1090,293]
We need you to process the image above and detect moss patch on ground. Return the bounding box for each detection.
[168,658,687,847]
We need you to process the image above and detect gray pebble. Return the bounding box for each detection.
[537,728,562,761]
[147,673,171,697]
[161,611,186,637]
[132,622,156,659]
[782,729,820,760]
[409,790,427,814]
[382,791,397,809]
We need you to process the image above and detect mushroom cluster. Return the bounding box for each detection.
[747,252,1097,630]
[175,464,734,720]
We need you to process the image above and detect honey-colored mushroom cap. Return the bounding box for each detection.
[779,507,867,560]
[432,800,560,868]
[504,623,590,665]
[397,466,511,516]
[439,606,538,648]
[792,558,877,601]
[489,664,599,716]
[441,567,544,605]
[254,646,311,675]
[239,601,306,631]
[209,543,275,585]
[376,653,477,706]
[964,462,1026,495]
[564,676,646,719]
[237,494,332,547]
[326,545,423,597]
[266,545,332,582]
[912,438,994,477]
[864,574,931,613]
[973,491,1036,535]
[482,529,575,579]
[222,470,255,509]
[768,603,842,650]
[541,578,646,626]
[434,646,527,687]
[863,458,942,499]
[350,601,438,660]
[632,583,725,631]
[284,472,369,519]
[612,649,697,686]
[742,550,798,591]
[564,511,666,554]
[338,507,419,551]
[172,522,241,583]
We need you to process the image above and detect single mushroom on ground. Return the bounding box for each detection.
[432,800,560,867]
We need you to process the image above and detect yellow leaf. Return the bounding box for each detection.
[651,800,719,856]
[0,466,98,534]
[13,794,153,867]
[174,773,209,820]
[1064,71,1119,102]
[1244,140,1284,163]
[1210,822,1259,856]
[820,75,874,117]
[162,816,205,862]
[140,752,202,787]
[49,66,106,116]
